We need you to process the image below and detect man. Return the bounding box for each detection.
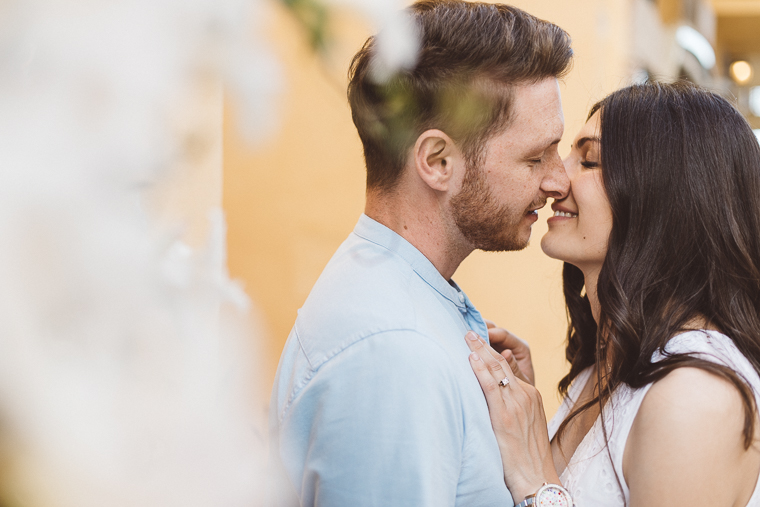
[270,1,572,505]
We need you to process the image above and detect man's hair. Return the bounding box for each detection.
[347,0,573,191]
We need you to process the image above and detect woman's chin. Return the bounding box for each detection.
[539,234,565,261]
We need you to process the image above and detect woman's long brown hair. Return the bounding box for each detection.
[556,82,760,463]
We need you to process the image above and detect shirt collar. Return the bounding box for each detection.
[353,214,472,311]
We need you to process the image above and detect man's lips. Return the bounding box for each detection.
[527,203,546,215]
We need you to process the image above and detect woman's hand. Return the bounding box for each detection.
[484,320,535,385]
[465,331,560,502]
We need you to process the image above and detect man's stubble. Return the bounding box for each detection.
[449,160,544,253]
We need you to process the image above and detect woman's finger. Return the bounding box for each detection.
[465,331,516,385]
[465,331,507,381]
[488,326,528,354]
[468,351,512,411]
[488,326,535,385]
[502,349,530,384]
[484,319,496,330]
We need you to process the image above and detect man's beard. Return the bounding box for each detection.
[449,162,543,252]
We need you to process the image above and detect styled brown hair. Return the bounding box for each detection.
[347,0,573,191]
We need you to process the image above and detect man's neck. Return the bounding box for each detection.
[365,190,472,281]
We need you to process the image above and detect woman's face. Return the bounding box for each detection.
[540,111,612,275]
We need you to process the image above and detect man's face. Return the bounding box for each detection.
[450,78,568,252]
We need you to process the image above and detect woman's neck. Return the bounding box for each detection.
[582,268,601,325]
[583,271,610,377]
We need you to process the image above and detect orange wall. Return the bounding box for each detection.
[224,0,632,416]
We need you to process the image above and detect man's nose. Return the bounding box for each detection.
[541,153,570,199]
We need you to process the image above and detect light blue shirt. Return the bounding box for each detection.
[270,214,513,506]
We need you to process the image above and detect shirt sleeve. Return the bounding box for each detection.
[277,329,465,506]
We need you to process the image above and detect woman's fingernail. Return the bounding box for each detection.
[466,331,479,341]
[470,352,480,361]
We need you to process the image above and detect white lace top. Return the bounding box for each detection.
[547,330,760,506]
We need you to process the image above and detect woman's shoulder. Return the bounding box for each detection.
[633,364,745,463]
[647,329,760,421]
[624,332,760,504]
[624,361,758,505]
[642,363,743,412]
[658,329,756,375]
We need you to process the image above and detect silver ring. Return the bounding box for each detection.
[498,376,510,387]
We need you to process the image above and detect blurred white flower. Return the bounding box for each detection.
[323,0,420,83]
[0,0,272,505]
[370,8,421,83]
[0,0,414,504]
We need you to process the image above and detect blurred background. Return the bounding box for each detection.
[2,0,760,505]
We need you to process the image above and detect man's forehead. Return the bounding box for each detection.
[514,83,561,110]
[506,80,563,135]
[515,85,561,116]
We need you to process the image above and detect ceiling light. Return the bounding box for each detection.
[676,26,716,70]
[730,61,753,84]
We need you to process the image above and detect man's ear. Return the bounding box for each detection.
[413,129,461,192]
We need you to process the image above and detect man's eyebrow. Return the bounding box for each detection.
[573,136,601,149]
[529,137,562,155]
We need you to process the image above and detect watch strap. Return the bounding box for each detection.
[515,494,536,507]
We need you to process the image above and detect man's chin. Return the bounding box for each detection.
[456,220,529,253]
[476,235,530,253]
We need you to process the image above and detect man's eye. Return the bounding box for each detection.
[529,158,542,164]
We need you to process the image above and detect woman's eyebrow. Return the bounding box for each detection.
[573,136,601,149]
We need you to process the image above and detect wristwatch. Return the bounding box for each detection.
[515,483,573,507]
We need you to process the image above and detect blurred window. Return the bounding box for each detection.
[749,87,760,117]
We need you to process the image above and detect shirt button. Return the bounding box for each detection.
[458,292,465,303]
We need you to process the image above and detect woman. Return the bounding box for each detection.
[466,81,760,506]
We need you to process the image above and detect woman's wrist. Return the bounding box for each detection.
[509,470,562,503]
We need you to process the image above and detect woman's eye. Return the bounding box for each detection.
[581,160,599,169]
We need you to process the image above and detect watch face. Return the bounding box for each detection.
[536,485,572,507]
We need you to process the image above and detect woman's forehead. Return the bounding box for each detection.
[574,111,601,144]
